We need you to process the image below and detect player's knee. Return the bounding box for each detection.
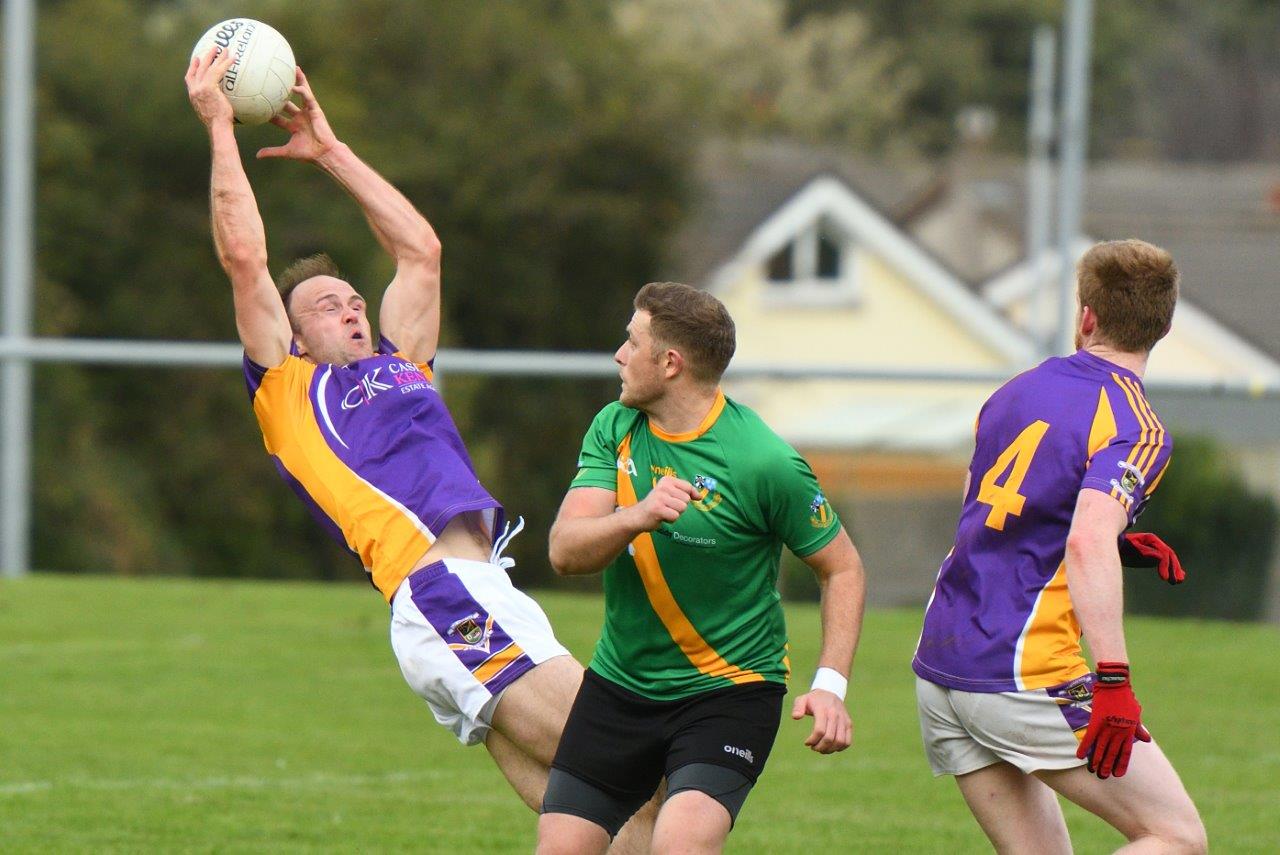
[652,787,735,854]
[1140,814,1206,855]
[536,811,609,855]
[1165,817,1208,855]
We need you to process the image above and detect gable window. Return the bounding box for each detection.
[766,243,794,281]
[817,230,841,279]
[763,216,858,304]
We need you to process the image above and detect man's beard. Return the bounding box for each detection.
[619,379,658,410]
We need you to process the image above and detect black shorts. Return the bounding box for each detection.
[548,669,785,822]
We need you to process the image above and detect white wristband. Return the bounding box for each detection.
[810,667,848,701]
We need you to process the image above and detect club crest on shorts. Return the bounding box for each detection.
[447,612,494,651]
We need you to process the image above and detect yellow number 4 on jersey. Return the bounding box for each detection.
[976,420,1050,530]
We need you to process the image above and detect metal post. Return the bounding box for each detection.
[2,0,37,577]
[1055,0,1094,355]
[1026,25,1056,354]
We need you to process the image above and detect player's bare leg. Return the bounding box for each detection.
[491,655,655,853]
[489,655,583,767]
[955,761,1072,855]
[1035,740,1206,854]
[537,812,612,855]
[650,790,731,855]
[485,728,546,810]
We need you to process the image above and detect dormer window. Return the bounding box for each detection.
[763,216,858,304]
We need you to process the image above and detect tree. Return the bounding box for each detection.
[788,0,1280,160]
[617,0,917,153]
[1126,437,1278,621]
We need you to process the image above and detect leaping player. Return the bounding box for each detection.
[185,47,654,848]
[913,240,1206,853]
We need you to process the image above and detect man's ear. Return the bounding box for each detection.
[1079,304,1097,337]
[662,348,685,380]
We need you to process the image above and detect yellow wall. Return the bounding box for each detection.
[718,252,1008,370]
[1005,297,1261,383]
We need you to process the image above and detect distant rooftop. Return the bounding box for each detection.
[672,140,1280,360]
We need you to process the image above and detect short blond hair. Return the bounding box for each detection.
[1077,239,1178,353]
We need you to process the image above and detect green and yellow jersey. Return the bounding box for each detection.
[569,391,841,701]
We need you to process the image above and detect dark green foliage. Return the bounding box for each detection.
[788,0,1280,159]
[1126,437,1278,620]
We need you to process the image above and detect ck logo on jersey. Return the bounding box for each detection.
[342,367,395,410]
[342,362,432,410]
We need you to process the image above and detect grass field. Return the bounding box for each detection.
[1,575,1277,853]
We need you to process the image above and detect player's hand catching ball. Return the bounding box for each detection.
[792,689,852,754]
[185,46,236,128]
[257,68,341,163]
[630,476,701,532]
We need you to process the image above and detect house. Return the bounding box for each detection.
[670,139,1280,616]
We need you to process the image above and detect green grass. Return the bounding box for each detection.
[1,575,1277,853]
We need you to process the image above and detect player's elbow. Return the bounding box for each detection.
[219,244,267,276]
[401,227,441,265]
[547,535,576,576]
[1064,528,1111,567]
[548,527,591,576]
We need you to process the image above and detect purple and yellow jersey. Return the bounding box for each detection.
[913,350,1171,693]
[244,337,503,602]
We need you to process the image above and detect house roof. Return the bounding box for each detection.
[708,174,1038,365]
[905,158,1280,359]
[667,137,936,288]
[1075,162,1279,360]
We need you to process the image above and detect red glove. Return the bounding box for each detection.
[1118,532,1186,585]
[1077,662,1151,779]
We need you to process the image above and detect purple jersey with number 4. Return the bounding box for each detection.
[913,350,1171,693]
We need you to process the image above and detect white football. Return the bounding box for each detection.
[191,19,296,125]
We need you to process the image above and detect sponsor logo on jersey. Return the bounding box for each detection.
[809,491,835,529]
[617,455,638,477]
[670,530,717,548]
[341,361,432,410]
[446,612,494,652]
[724,744,755,764]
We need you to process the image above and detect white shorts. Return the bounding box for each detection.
[390,558,570,746]
[916,675,1093,776]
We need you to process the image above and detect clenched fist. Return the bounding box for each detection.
[628,475,701,532]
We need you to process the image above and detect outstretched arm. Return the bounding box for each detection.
[258,69,441,364]
[186,47,291,368]
[790,528,864,754]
